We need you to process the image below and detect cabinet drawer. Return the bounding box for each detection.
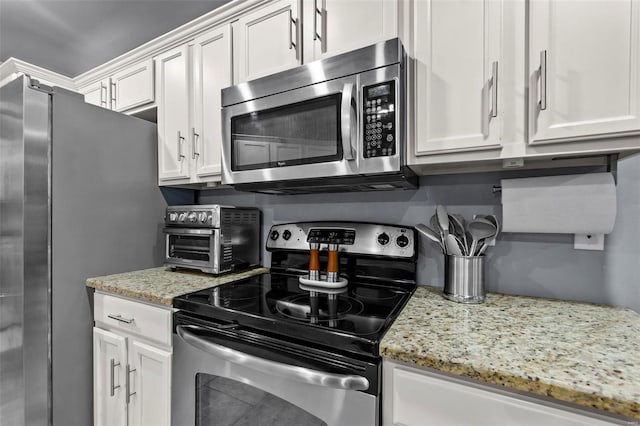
[94,293,172,347]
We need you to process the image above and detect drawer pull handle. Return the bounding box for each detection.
[107,314,135,324]
[110,358,121,397]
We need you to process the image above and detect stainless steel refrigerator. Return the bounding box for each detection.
[0,76,167,426]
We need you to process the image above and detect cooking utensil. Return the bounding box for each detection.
[445,234,464,256]
[448,214,468,254]
[467,218,497,255]
[476,215,500,255]
[416,223,445,252]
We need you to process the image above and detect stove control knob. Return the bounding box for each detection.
[270,230,280,241]
[168,212,178,222]
[178,213,187,222]
[396,234,409,248]
[187,212,197,223]
[198,212,208,223]
[377,232,390,246]
[282,230,291,240]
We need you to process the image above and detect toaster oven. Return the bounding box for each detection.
[163,205,261,274]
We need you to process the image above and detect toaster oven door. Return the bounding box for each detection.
[164,228,221,274]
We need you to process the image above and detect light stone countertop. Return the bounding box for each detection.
[86,266,269,306]
[380,286,640,420]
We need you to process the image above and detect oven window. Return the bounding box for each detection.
[168,235,210,262]
[196,374,326,426]
[231,94,342,171]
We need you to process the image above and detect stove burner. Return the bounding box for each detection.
[208,283,262,309]
[275,294,364,326]
[352,286,399,301]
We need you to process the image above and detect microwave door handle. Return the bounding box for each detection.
[340,83,356,161]
[177,325,369,391]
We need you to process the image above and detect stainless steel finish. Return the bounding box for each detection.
[340,82,356,160]
[109,359,121,397]
[172,333,377,426]
[539,50,547,111]
[1,75,166,426]
[288,9,298,59]
[125,365,136,404]
[313,1,326,53]
[177,325,369,391]
[107,314,135,324]
[491,60,498,118]
[267,222,415,259]
[177,130,185,160]
[444,255,485,304]
[191,128,200,159]
[222,38,403,106]
[163,227,214,235]
[313,0,319,40]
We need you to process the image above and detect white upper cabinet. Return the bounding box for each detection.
[192,25,232,179]
[82,78,111,109]
[528,0,640,144]
[235,0,301,82]
[413,0,503,157]
[111,59,155,112]
[156,46,190,181]
[305,0,398,61]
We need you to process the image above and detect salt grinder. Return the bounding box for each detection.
[309,242,320,281]
[327,243,339,283]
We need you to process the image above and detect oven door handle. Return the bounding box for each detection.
[163,228,214,235]
[177,325,370,391]
[340,83,357,161]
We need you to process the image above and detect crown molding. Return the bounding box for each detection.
[74,0,271,87]
[0,58,76,89]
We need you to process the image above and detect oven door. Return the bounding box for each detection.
[221,75,361,186]
[172,313,379,426]
[164,228,221,274]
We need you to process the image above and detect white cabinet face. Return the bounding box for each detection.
[156,46,190,181]
[127,340,171,426]
[94,328,127,426]
[82,79,110,109]
[414,0,502,156]
[235,0,301,82]
[192,25,231,180]
[311,0,398,60]
[111,59,155,112]
[529,0,640,144]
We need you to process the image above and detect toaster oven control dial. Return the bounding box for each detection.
[198,212,208,223]
[168,212,178,222]
[187,212,197,223]
[178,212,187,222]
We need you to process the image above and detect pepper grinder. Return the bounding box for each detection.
[308,242,320,281]
[327,243,339,283]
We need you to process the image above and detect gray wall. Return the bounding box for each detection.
[196,155,640,313]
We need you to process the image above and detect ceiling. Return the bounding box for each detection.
[0,0,232,77]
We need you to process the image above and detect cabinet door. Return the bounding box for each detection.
[111,58,155,112]
[414,0,502,157]
[82,79,110,109]
[192,25,232,180]
[235,0,301,82]
[529,0,640,144]
[156,46,190,181]
[127,340,171,426]
[93,328,127,426]
[309,0,397,61]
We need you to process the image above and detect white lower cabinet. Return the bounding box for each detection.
[383,360,618,426]
[93,293,172,426]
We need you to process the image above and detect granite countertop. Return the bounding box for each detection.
[380,286,640,420]
[86,266,269,306]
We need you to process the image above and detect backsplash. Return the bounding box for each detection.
[192,154,639,313]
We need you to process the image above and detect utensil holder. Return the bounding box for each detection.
[443,255,485,303]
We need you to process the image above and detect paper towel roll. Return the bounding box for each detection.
[501,173,616,234]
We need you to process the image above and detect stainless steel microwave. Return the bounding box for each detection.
[221,38,417,194]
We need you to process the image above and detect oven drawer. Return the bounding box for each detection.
[94,293,172,347]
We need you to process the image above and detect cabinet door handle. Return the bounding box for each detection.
[107,314,135,324]
[313,0,326,52]
[177,131,185,160]
[490,60,499,118]
[110,81,116,108]
[539,50,547,111]
[192,128,200,159]
[289,9,299,59]
[126,364,136,404]
[109,358,121,397]
[100,83,107,107]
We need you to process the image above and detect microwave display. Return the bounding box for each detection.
[363,81,396,158]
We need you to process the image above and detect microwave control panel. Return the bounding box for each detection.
[363,80,396,158]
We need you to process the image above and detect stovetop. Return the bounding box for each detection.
[173,272,416,358]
